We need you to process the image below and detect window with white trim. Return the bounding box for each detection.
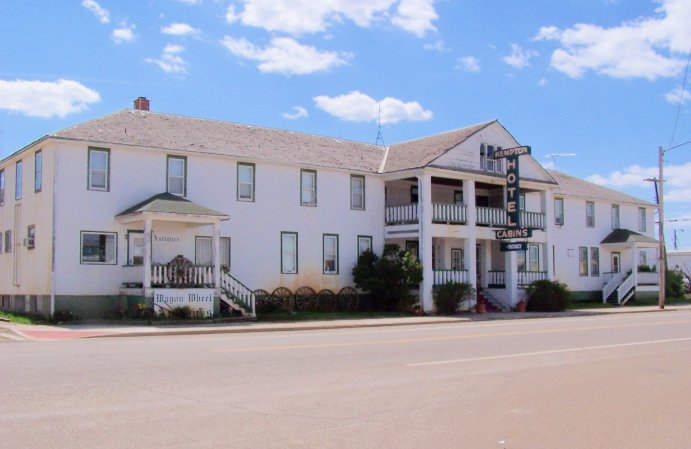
[590,247,599,276]
[350,175,365,210]
[300,170,316,206]
[167,156,186,196]
[555,197,564,225]
[579,247,588,276]
[451,248,464,270]
[237,163,255,201]
[27,225,35,249]
[88,148,109,191]
[195,236,231,269]
[611,204,620,229]
[638,207,646,232]
[480,143,503,173]
[15,160,22,200]
[639,250,647,267]
[4,231,10,253]
[281,232,298,274]
[323,234,338,274]
[0,169,5,205]
[80,232,117,264]
[585,201,595,228]
[34,150,42,193]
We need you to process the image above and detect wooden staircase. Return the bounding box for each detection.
[220,271,256,317]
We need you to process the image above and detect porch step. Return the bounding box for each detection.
[477,288,511,312]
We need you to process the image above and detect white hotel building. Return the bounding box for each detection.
[0,98,659,318]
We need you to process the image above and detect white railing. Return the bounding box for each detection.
[602,273,622,303]
[151,265,214,287]
[221,271,256,314]
[520,211,545,230]
[637,271,659,285]
[385,204,419,225]
[517,271,547,286]
[616,272,636,305]
[487,270,505,287]
[432,204,467,224]
[433,269,468,285]
[122,265,144,286]
[476,207,507,226]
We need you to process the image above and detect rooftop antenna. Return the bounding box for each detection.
[545,153,576,169]
[375,103,386,148]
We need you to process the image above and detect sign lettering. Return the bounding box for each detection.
[153,289,214,318]
[492,145,531,159]
[500,242,528,252]
[495,228,533,239]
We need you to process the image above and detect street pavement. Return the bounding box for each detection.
[1,304,690,342]
[1,308,691,449]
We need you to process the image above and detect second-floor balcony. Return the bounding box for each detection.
[385,203,545,229]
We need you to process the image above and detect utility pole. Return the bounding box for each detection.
[658,146,666,309]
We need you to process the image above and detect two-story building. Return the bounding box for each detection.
[0,98,659,318]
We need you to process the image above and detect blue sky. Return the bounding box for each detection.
[1,0,690,248]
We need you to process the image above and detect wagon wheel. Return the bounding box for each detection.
[253,289,272,310]
[167,255,194,285]
[271,287,294,311]
[294,286,317,311]
[337,287,359,312]
[317,289,336,312]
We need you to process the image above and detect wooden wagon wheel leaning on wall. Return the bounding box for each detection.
[167,255,194,286]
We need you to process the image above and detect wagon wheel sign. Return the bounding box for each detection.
[167,255,194,285]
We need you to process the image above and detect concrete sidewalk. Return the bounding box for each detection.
[2,304,690,342]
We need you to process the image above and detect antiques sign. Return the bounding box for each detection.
[153,289,214,317]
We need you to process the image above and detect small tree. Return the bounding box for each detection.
[353,244,423,311]
[433,282,475,315]
[666,270,685,298]
[526,280,571,312]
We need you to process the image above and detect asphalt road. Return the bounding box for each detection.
[2,311,691,449]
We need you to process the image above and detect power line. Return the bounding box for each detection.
[669,46,691,149]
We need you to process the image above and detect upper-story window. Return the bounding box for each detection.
[15,160,23,200]
[323,234,339,274]
[0,169,5,205]
[237,162,255,201]
[585,201,595,228]
[167,155,186,196]
[554,197,564,225]
[88,147,110,191]
[611,204,620,229]
[300,169,317,206]
[638,207,646,232]
[350,175,365,210]
[34,150,42,193]
[480,143,503,174]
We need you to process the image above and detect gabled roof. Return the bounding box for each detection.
[548,170,655,207]
[50,109,385,173]
[601,229,658,245]
[382,121,495,173]
[116,192,228,219]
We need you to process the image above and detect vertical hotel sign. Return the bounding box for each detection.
[492,146,532,244]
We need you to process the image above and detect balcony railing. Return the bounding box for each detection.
[517,271,548,286]
[385,204,419,225]
[433,269,468,285]
[432,204,467,224]
[637,271,659,285]
[122,264,214,288]
[487,270,505,287]
[385,203,545,229]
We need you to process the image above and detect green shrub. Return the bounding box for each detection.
[433,282,475,315]
[666,270,685,297]
[526,280,571,312]
[638,264,655,272]
[170,306,192,319]
[353,244,423,311]
[53,310,80,323]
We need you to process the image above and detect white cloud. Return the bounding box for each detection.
[112,23,136,44]
[424,39,447,52]
[664,86,691,105]
[391,0,438,37]
[177,0,202,4]
[456,56,480,72]
[145,44,188,76]
[221,36,351,75]
[0,79,101,118]
[588,162,691,202]
[161,23,200,36]
[81,0,110,24]
[534,0,691,80]
[313,91,432,124]
[227,0,438,37]
[502,43,538,69]
[282,106,308,120]
[538,78,548,86]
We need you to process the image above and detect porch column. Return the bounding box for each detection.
[418,173,434,311]
[541,189,555,280]
[212,221,221,289]
[143,218,152,289]
[463,179,477,300]
[505,249,519,305]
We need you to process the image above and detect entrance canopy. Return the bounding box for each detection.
[115,192,229,224]
[600,229,658,247]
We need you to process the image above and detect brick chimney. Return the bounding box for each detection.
[133,96,150,111]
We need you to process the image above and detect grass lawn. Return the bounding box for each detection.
[569,294,691,309]
[0,310,50,325]
[256,311,411,322]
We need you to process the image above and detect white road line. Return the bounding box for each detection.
[408,337,691,367]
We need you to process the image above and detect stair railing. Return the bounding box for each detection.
[616,271,636,305]
[602,274,621,303]
[220,270,256,315]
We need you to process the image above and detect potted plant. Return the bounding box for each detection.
[476,297,486,314]
[412,303,425,316]
[516,299,527,312]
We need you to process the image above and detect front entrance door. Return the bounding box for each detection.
[611,252,621,274]
[127,231,145,265]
